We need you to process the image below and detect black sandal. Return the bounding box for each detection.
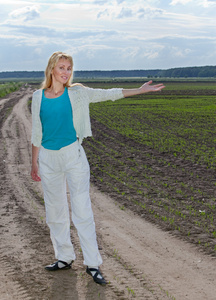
[45,260,73,271]
[86,267,107,285]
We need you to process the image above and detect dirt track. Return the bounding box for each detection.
[0,86,216,300]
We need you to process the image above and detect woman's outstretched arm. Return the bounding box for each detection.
[122,80,165,98]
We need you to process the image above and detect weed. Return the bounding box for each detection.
[127,287,135,296]
[0,82,22,98]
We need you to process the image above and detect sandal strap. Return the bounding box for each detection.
[58,260,71,267]
[93,270,101,280]
[88,268,102,280]
[87,267,98,272]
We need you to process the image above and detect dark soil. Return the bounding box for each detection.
[84,113,216,257]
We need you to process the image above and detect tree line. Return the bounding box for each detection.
[0,66,215,79]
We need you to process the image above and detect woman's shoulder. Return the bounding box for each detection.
[33,89,43,97]
[32,89,43,104]
[68,83,86,91]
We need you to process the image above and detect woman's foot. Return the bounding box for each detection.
[45,260,73,271]
[86,266,107,285]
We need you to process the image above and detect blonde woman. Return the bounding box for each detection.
[31,51,165,285]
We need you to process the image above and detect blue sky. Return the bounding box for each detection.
[0,0,216,71]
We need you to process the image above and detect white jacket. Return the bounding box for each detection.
[31,85,124,146]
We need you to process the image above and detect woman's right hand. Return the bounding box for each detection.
[31,144,41,181]
[31,163,41,182]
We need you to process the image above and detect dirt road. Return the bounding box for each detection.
[0,86,216,300]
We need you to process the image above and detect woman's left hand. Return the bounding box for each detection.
[139,80,165,94]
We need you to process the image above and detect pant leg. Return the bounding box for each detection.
[39,147,76,263]
[64,142,102,267]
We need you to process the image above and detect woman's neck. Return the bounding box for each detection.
[49,84,65,96]
[44,84,65,99]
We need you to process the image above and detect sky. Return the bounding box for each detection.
[0,0,216,71]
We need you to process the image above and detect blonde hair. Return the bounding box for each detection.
[41,51,81,89]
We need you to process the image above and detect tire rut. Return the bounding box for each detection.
[0,255,33,300]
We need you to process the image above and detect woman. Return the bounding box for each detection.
[31,51,165,285]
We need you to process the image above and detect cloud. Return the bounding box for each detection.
[9,6,40,22]
[170,46,193,58]
[1,23,58,40]
[137,7,163,18]
[97,8,110,18]
[170,0,193,5]
[170,0,216,6]
[93,0,108,4]
[117,7,133,18]
[201,0,216,7]
[93,0,125,4]
[97,4,164,20]
[1,21,118,48]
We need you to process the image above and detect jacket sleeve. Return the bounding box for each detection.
[31,90,42,147]
[83,87,124,103]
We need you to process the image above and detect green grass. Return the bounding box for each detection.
[89,95,216,168]
[0,82,23,98]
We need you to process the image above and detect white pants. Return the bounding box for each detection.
[39,140,102,266]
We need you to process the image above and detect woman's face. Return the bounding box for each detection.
[51,58,72,85]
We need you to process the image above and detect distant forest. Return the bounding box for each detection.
[0,66,216,79]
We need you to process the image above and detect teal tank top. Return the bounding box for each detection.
[40,87,77,150]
